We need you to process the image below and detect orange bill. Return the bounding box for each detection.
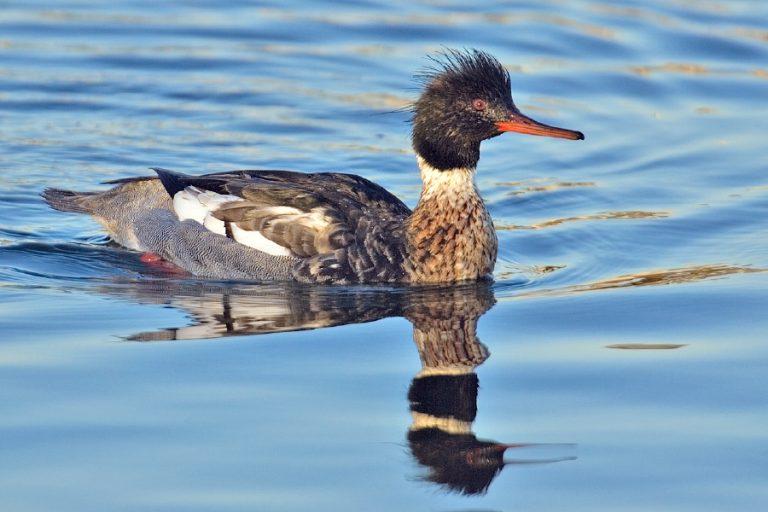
[496,110,584,140]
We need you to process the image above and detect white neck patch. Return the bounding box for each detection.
[416,155,478,202]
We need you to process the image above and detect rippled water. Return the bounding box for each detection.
[1,1,767,510]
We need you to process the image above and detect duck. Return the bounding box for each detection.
[42,49,583,284]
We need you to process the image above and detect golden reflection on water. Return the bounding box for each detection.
[496,210,668,230]
[606,343,687,350]
[628,63,768,81]
[495,179,595,195]
[725,27,768,44]
[589,3,676,26]
[515,264,765,299]
[630,63,710,76]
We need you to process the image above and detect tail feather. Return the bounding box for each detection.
[41,188,96,214]
[152,167,190,197]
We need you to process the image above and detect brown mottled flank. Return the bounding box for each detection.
[405,158,498,283]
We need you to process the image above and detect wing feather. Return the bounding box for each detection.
[153,167,412,282]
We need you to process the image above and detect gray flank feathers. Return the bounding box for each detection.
[134,209,297,281]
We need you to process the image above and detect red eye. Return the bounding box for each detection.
[472,98,487,111]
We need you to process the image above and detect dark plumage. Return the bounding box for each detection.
[42,49,583,284]
[413,49,515,170]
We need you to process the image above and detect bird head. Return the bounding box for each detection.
[412,49,583,171]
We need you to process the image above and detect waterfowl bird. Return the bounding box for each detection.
[43,49,583,284]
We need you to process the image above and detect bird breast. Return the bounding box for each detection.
[406,160,498,283]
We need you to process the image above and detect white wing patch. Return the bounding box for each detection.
[173,187,213,224]
[230,224,292,257]
[172,187,292,257]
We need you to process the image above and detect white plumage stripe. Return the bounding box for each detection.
[173,187,208,223]
[172,186,293,257]
[202,213,226,236]
[230,224,292,257]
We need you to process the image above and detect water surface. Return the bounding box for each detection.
[1,1,767,511]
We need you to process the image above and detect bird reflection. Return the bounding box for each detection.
[99,277,572,494]
[404,285,573,495]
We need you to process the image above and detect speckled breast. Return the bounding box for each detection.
[406,191,498,283]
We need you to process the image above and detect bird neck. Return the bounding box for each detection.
[418,156,478,203]
[411,123,481,171]
[406,156,498,283]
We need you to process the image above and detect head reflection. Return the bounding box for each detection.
[405,286,515,495]
[109,278,571,494]
[409,373,506,495]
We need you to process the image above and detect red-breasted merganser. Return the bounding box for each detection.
[42,49,583,284]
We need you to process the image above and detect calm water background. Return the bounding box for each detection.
[1,1,767,510]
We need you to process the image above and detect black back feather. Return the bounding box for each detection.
[152,167,194,197]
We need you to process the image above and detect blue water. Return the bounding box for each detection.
[1,1,767,510]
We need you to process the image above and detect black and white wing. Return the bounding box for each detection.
[153,168,412,284]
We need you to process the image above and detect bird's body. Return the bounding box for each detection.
[43,50,582,284]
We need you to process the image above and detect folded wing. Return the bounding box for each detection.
[153,168,412,283]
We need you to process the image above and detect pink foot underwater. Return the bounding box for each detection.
[139,252,188,275]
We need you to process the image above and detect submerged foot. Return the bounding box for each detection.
[139,252,187,275]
